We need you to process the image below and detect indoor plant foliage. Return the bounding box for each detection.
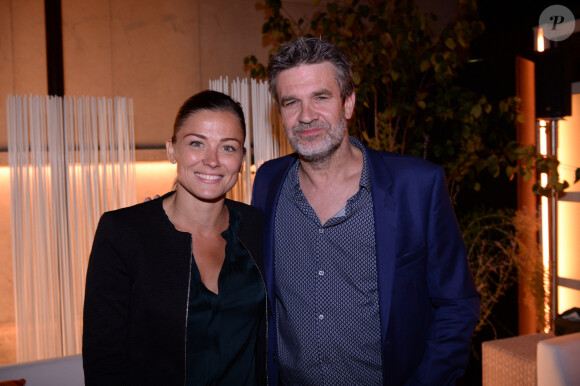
[244,0,571,336]
[461,208,545,334]
[244,0,574,196]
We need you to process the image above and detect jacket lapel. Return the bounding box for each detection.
[365,147,398,347]
[258,155,297,308]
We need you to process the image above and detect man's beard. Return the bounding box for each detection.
[287,116,347,163]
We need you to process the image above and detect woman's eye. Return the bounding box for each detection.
[190,141,203,147]
[223,145,236,152]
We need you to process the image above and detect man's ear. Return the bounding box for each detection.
[344,92,356,120]
[166,138,176,164]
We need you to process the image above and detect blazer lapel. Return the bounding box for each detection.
[259,155,297,308]
[365,147,398,346]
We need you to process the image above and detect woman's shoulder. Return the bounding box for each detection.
[99,191,172,228]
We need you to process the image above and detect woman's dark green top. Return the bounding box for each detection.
[186,207,265,385]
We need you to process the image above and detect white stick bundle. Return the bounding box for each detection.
[209,77,289,203]
[7,94,136,362]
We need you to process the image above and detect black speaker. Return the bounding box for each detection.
[535,49,571,119]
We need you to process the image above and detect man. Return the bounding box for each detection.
[251,37,480,385]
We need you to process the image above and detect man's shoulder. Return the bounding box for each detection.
[252,154,298,207]
[365,147,442,175]
[254,154,298,182]
[258,154,297,171]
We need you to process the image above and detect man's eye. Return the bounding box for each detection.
[283,100,297,107]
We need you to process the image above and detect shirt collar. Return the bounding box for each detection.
[289,136,371,192]
[350,136,372,192]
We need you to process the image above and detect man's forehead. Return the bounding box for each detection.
[279,62,336,76]
[277,62,339,93]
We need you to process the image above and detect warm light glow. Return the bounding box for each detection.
[539,122,551,332]
[0,166,9,179]
[541,194,550,332]
[539,122,548,186]
[555,93,580,314]
[557,201,580,313]
[135,161,177,200]
[537,27,545,52]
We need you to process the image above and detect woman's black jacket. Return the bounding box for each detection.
[82,193,267,385]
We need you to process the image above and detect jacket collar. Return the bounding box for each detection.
[365,146,397,349]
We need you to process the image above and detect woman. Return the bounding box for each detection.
[82,90,266,385]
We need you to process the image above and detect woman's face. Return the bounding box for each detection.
[166,109,245,202]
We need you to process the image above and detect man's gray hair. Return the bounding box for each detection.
[267,37,355,105]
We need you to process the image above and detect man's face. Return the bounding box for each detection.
[276,62,355,162]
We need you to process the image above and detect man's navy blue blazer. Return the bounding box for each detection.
[251,142,480,386]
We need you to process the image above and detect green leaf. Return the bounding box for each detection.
[556,181,570,192]
[445,37,456,50]
[506,166,514,179]
[499,100,508,113]
[430,53,438,66]
[470,104,482,119]
[364,52,374,65]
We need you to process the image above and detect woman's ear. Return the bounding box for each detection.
[166,138,177,164]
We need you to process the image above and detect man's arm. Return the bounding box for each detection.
[410,168,480,386]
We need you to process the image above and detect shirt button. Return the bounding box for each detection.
[318,314,324,320]
[319,228,324,234]
[318,270,324,276]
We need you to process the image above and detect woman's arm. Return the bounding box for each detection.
[82,213,131,385]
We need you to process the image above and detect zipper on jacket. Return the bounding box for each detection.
[183,234,193,386]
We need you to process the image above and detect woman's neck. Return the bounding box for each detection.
[163,189,228,235]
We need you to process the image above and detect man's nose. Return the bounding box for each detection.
[298,102,318,124]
